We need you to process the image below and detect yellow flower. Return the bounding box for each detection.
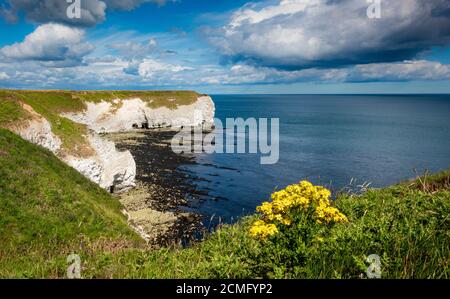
[249,220,278,240]
[314,204,348,224]
[257,202,273,215]
[249,180,348,240]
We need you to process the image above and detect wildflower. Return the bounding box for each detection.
[249,180,348,240]
[257,202,273,215]
[314,204,348,224]
[249,220,278,239]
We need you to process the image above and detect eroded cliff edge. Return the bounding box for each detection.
[0,91,215,194]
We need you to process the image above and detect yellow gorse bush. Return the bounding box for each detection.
[248,220,279,240]
[249,181,348,240]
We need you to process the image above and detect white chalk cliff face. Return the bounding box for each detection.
[10,96,215,193]
[12,103,63,153]
[62,96,215,133]
[65,135,137,192]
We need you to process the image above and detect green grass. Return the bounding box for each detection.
[0,91,26,127]
[0,129,144,278]
[0,90,202,157]
[0,127,448,278]
[72,90,200,109]
[130,175,449,279]
[309,178,450,278]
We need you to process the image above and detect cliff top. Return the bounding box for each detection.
[0,89,201,111]
[0,90,207,156]
[0,90,205,157]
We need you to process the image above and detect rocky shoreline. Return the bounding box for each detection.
[105,130,206,247]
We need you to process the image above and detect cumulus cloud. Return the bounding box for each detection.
[0,0,172,26]
[197,60,450,85]
[0,0,107,27]
[196,64,342,85]
[137,58,193,78]
[1,57,450,89]
[0,23,93,67]
[214,0,450,69]
[110,38,158,58]
[0,72,10,80]
[349,60,450,82]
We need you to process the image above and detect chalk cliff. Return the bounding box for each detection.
[12,103,63,153]
[65,134,137,192]
[7,95,215,193]
[62,96,215,133]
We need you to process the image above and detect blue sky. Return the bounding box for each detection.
[1,0,450,94]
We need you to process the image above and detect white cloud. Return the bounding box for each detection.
[0,23,93,66]
[198,60,450,85]
[350,60,450,82]
[110,38,158,58]
[138,58,193,78]
[0,72,10,80]
[216,0,450,69]
[229,0,314,28]
[1,58,450,89]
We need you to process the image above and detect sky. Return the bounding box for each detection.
[1,0,450,94]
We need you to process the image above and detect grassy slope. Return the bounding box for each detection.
[111,174,449,279]
[0,127,448,278]
[311,175,450,278]
[0,90,200,157]
[0,129,144,278]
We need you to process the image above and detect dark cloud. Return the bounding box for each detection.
[163,50,177,54]
[0,0,106,26]
[0,0,173,27]
[431,0,450,17]
[214,0,450,70]
[0,4,18,23]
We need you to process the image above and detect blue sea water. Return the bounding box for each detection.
[181,95,450,224]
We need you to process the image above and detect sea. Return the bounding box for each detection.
[177,94,450,225]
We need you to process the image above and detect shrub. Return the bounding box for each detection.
[244,178,449,278]
[248,181,348,278]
